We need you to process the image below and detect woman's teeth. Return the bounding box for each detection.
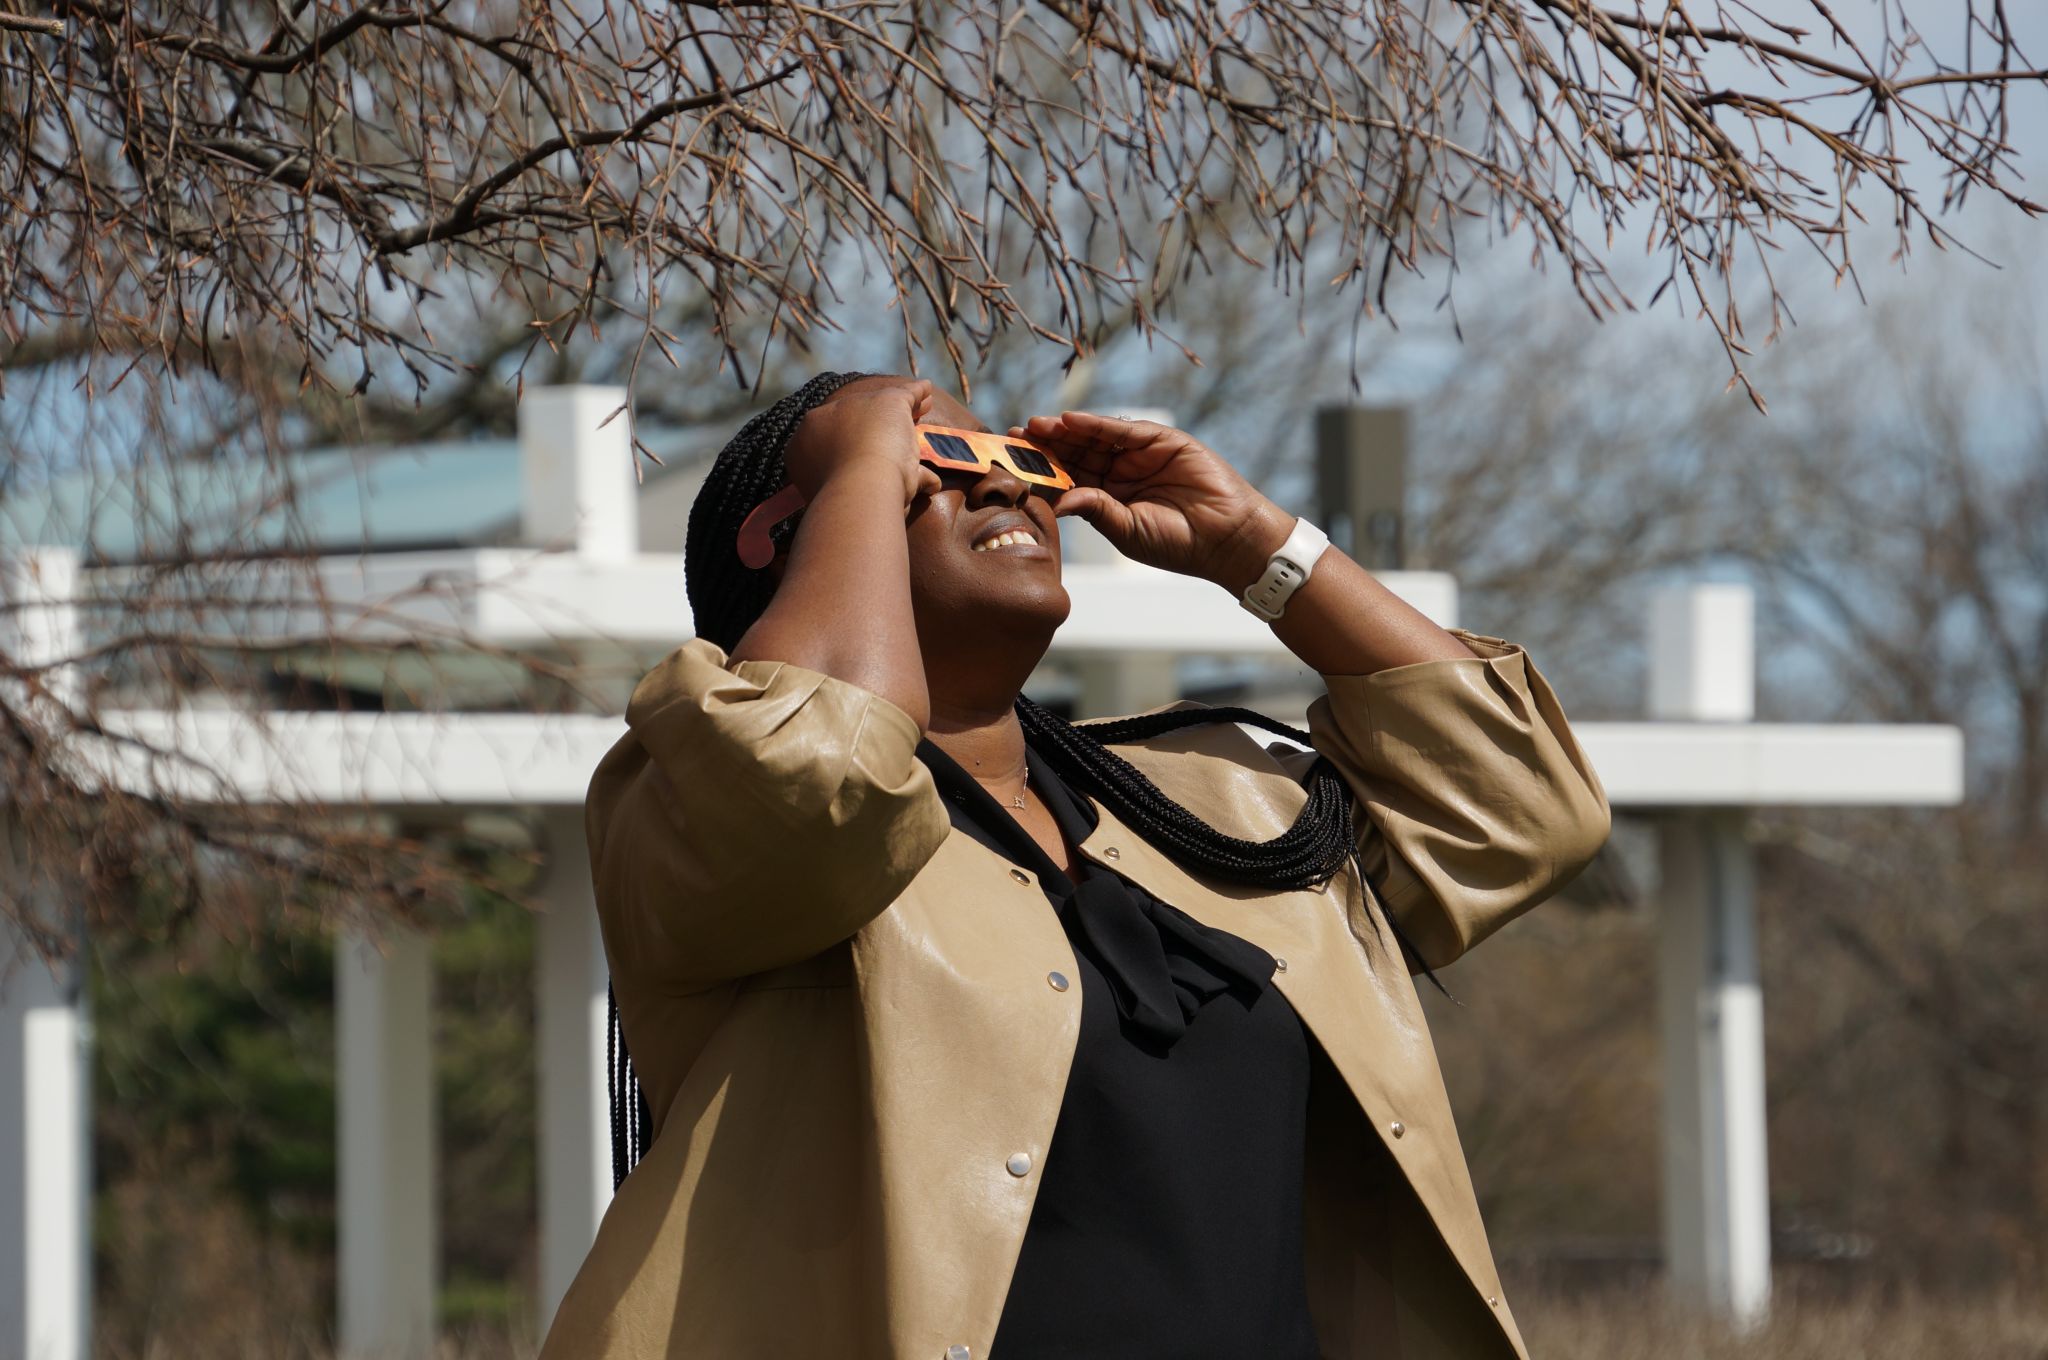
[973,530,1037,551]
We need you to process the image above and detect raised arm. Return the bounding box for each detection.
[1301,630,1610,970]
[592,378,956,991]
[588,640,950,991]
[1017,407,1609,970]
[1203,495,1610,969]
[727,377,944,729]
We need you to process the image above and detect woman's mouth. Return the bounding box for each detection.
[972,527,1042,552]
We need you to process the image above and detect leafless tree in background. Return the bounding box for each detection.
[2,0,2042,409]
[1371,253,2048,1294]
[1730,284,2048,1288]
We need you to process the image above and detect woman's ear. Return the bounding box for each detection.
[765,510,803,584]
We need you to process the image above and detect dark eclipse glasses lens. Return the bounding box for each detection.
[1003,442,1056,478]
[923,431,979,463]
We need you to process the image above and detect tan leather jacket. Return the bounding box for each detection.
[541,629,1610,1360]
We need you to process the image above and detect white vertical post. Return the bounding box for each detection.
[1067,408,1180,718]
[535,807,612,1331]
[519,386,639,562]
[0,548,90,1360]
[0,923,91,1360]
[1649,583,1754,723]
[1651,582,1771,1329]
[337,922,437,1358]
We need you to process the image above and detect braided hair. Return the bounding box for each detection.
[609,370,1387,1189]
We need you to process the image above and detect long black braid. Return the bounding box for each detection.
[609,370,1414,1190]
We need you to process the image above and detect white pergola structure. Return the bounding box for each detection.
[0,388,1962,1358]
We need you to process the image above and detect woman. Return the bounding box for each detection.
[541,372,1610,1359]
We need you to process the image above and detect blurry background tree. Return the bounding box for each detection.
[1381,243,2048,1314]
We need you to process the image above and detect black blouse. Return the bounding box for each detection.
[914,736,1320,1360]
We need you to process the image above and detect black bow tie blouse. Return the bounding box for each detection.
[914,736,1321,1360]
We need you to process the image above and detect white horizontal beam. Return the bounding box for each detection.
[1578,723,1964,807]
[51,710,1963,810]
[1056,565,1457,652]
[83,550,696,652]
[69,708,621,807]
[77,555,1458,657]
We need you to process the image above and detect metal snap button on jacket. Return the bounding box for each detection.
[1273,957,1288,972]
[1102,845,1121,859]
[1391,1121,1406,1138]
[1047,971,1069,991]
[1008,867,1030,884]
[1006,1152,1032,1177]
[947,1346,972,1360]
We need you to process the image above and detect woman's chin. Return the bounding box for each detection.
[921,579,1071,647]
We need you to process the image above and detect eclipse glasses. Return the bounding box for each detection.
[736,424,1075,568]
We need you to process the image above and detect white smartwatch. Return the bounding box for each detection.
[1239,516,1330,622]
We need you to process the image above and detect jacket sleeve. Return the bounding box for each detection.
[1303,628,1611,971]
[585,636,952,992]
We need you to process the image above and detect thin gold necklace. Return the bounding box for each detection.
[971,754,1029,809]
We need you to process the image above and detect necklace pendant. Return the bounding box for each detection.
[1010,793,1026,809]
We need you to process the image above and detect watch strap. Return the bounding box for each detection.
[1239,516,1330,622]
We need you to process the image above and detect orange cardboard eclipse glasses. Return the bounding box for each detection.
[735,424,1075,568]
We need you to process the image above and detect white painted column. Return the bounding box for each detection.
[1066,408,1181,719]
[0,922,91,1360]
[522,389,632,1325]
[1651,583,1771,1328]
[0,548,90,1360]
[534,807,612,1332]
[336,923,437,1358]
[519,385,639,561]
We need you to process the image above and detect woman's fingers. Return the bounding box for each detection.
[1053,485,1135,536]
[1023,412,1182,475]
[1057,410,1168,448]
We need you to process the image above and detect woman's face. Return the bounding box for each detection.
[857,379,1072,656]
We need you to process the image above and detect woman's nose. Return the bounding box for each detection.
[965,464,1032,509]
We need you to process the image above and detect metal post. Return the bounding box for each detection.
[535,807,611,1332]
[1313,406,1408,569]
[1650,583,1771,1329]
[337,912,437,1358]
[0,548,90,1360]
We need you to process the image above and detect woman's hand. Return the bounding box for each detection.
[728,375,942,728]
[785,377,944,508]
[1012,411,1293,591]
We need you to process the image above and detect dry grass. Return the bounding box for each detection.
[1511,1276,2048,1360]
[97,1278,2048,1359]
